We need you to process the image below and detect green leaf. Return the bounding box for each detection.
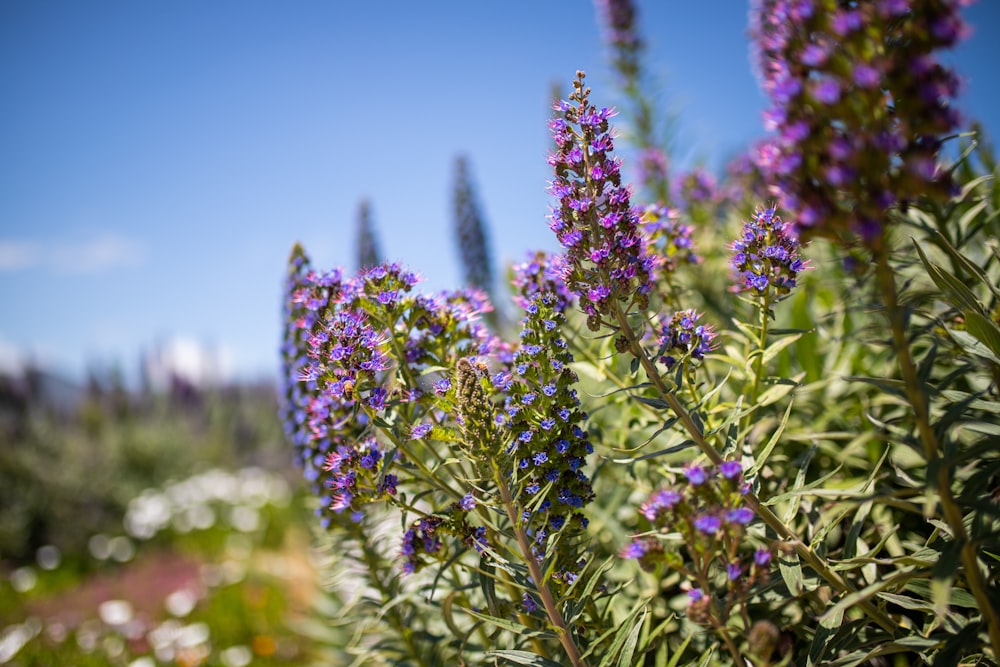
[748,399,793,476]
[913,242,986,314]
[607,440,695,464]
[941,390,1000,414]
[778,549,805,596]
[459,607,557,639]
[925,226,1000,299]
[963,310,1000,362]
[664,633,694,667]
[631,394,671,410]
[596,601,648,667]
[617,609,646,667]
[808,603,844,667]
[755,373,803,407]
[905,578,979,609]
[479,558,501,617]
[486,650,567,667]
[762,331,804,365]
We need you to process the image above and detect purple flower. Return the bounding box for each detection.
[657,310,716,368]
[409,423,433,440]
[726,507,755,526]
[719,460,743,479]
[693,514,722,535]
[755,548,773,568]
[684,464,708,486]
[640,488,681,521]
[813,77,840,104]
[460,494,476,511]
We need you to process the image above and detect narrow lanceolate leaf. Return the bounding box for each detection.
[485,649,567,667]
[778,548,805,596]
[762,331,803,365]
[616,609,646,667]
[755,373,803,406]
[459,608,557,640]
[808,603,844,667]
[962,311,1000,362]
[748,399,793,476]
[913,243,985,314]
[925,227,1000,299]
[595,601,647,667]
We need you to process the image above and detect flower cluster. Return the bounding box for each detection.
[511,251,574,314]
[594,0,642,83]
[548,71,655,330]
[282,254,500,526]
[751,0,968,246]
[641,204,699,276]
[323,436,398,512]
[730,206,807,299]
[655,309,716,370]
[621,461,772,624]
[674,166,718,215]
[499,290,595,586]
[400,504,487,575]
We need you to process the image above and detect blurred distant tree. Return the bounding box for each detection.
[452,156,498,325]
[356,199,382,270]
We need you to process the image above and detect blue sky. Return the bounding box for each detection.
[1,1,997,384]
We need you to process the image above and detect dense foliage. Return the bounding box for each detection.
[281,2,1000,666]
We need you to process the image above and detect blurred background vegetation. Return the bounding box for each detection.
[0,366,321,665]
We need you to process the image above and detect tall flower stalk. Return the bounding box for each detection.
[729,206,807,429]
[355,198,383,269]
[547,70,898,635]
[751,0,999,654]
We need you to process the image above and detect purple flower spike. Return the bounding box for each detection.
[548,72,654,329]
[750,0,968,247]
[730,207,807,300]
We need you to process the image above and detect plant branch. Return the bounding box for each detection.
[873,246,1000,657]
[609,302,900,635]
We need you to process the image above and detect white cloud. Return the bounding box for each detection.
[0,233,146,274]
[52,233,146,274]
[0,240,42,271]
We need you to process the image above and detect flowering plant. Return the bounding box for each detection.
[280,2,1000,665]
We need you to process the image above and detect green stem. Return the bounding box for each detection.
[873,246,1000,657]
[609,303,899,635]
[749,294,772,407]
[493,463,589,667]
